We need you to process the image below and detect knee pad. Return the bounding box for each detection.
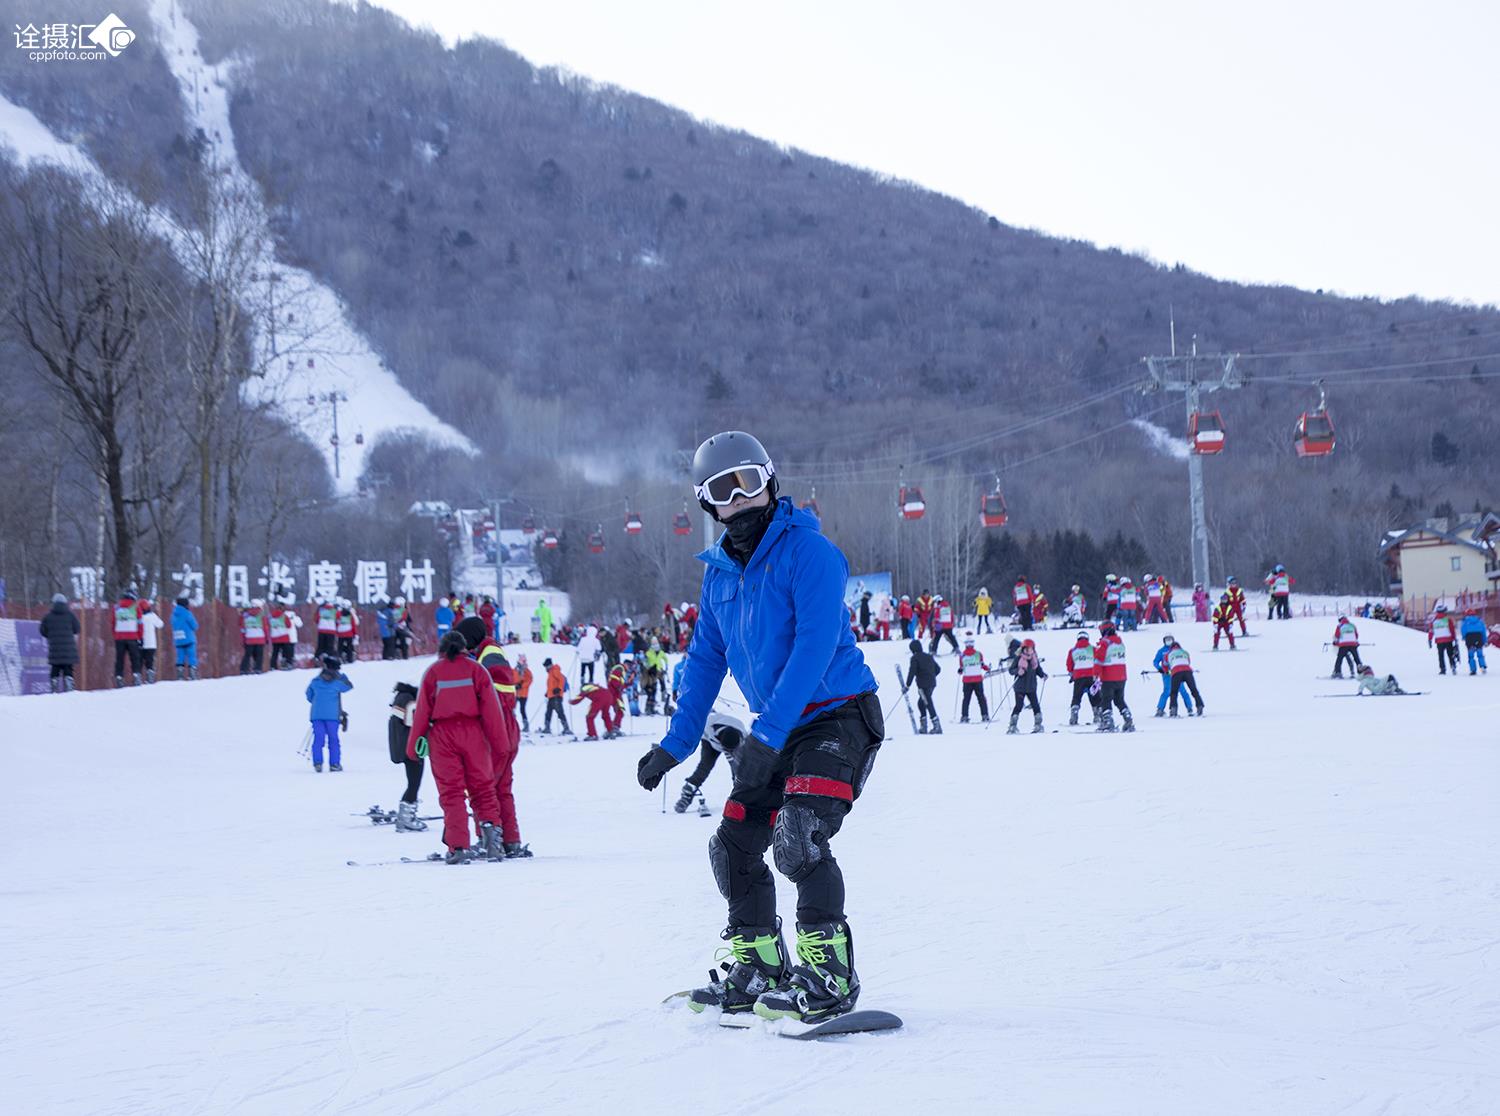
[773,801,831,883]
[708,831,732,899]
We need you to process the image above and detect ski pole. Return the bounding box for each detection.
[661,780,667,814]
[296,727,312,757]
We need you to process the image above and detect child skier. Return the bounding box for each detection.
[958,634,990,723]
[1066,632,1098,726]
[540,657,573,735]
[172,597,198,680]
[1461,609,1489,675]
[1094,621,1134,733]
[1153,635,1194,716]
[1007,638,1046,734]
[1212,594,1238,650]
[903,639,942,734]
[305,654,353,772]
[1165,640,1204,717]
[1331,616,1363,677]
[1356,664,1406,696]
[1062,585,1086,628]
[1428,604,1460,675]
[675,710,747,813]
[388,681,427,831]
[1192,584,1210,623]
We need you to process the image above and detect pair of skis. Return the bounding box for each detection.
[352,805,442,826]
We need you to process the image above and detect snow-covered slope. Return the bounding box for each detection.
[147,0,475,487]
[4,617,1496,1114]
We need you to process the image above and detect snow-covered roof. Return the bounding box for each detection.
[1379,514,1499,556]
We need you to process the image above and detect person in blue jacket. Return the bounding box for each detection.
[636,431,882,1026]
[1460,609,1489,675]
[376,599,397,660]
[172,597,200,680]
[435,597,455,639]
[305,653,354,772]
[1152,634,1194,716]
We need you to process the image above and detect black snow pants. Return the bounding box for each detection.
[929,627,960,655]
[961,680,989,720]
[1168,671,1203,713]
[113,640,142,681]
[1333,646,1362,675]
[916,684,937,723]
[712,694,881,928]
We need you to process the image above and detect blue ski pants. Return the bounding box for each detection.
[176,642,197,668]
[312,719,341,766]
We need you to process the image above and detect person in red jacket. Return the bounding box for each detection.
[571,664,625,739]
[927,594,960,654]
[1212,594,1238,650]
[914,592,934,639]
[335,599,358,663]
[112,589,145,687]
[1030,586,1049,627]
[1224,577,1249,635]
[1330,615,1362,678]
[457,617,530,857]
[1093,621,1134,733]
[314,598,339,659]
[1428,604,1460,675]
[897,594,914,639]
[268,601,300,670]
[1065,631,1100,726]
[406,632,508,863]
[1012,577,1033,631]
[239,599,268,674]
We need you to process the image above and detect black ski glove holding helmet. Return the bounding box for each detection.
[636,745,678,791]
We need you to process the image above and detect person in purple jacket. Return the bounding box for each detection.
[635,431,882,1026]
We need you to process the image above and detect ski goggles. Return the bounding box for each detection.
[695,462,774,506]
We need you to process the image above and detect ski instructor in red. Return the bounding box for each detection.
[636,431,882,1025]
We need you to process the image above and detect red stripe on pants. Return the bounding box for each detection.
[782,776,853,801]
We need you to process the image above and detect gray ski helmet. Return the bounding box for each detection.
[691,430,777,517]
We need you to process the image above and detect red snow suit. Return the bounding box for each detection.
[407,654,506,851]
[570,681,622,738]
[475,640,523,844]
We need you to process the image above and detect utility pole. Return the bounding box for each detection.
[491,499,506,638]
[1140,345,1242,590]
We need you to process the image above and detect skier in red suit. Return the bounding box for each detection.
[406,632,508,863]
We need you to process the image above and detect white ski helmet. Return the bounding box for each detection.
[395,596,406,606]
[1071,584,1080,593]
[704,710,747,753]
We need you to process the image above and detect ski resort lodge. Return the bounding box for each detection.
[1380,513,1500,615]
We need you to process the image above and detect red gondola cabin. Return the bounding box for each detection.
[521,516,537,535]
[541,529,559,550]
[1188,411,1226,455]
[1294,412,1336,457]
[672,511,693,536]
[624,511,643,535]
[980,490,1008,528]
[588,528,606,554]
[899,486,926,520]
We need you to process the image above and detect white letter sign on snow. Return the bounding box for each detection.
[353,560,388,605]
[307,562,343,603]
[224,566,251,607]
[399,559,435,604]
[174,565,205,606]
[259,562,296,604]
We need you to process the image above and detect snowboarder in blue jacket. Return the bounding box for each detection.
[635,431,881,1026]
[306,654,354,772]
[1460,609,1489,675]
[172,598,200,680]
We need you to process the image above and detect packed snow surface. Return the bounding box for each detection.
[5,616,1497,1114]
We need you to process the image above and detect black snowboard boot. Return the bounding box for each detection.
[1031,713,1044,734]
[1068,706,1079,726]
[687,924,788,1016]
[1121,710,1136,733]
[753,921,860,1024]
[929,716,942,735]
[445,845,478,865]
[503,841,534,859]
[675,781,700,814]
[1006,714,1019,735]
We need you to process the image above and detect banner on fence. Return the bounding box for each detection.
[0,620,50,696]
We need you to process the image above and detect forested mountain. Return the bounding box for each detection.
[1,0,1495,607]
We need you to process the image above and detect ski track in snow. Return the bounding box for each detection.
[0,5,475,492]
[4,617,1498,1113]
[1134,417,1191,461]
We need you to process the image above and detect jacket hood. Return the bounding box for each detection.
[50,600,69,614]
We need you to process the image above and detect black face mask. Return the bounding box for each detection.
[721,499,776,559]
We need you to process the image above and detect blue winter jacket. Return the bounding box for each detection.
[661,498,878,762]
[672,657,686,693]
[376,606,395,638]
[1460,614,1487,639]
[172,604,199,648]
[306,672,353,722]
[1151,645,1172,674]
[435,605,454,633]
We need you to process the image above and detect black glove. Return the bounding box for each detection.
[732,731,780,790]
[636,745,678,791]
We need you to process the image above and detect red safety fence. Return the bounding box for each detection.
[1,600,442,691]
[1400,590,1500,631]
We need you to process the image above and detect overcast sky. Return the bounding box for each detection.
[364,0,1499,308]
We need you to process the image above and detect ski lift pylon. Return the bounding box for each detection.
[1294,380,1336,458]
[1188,410,1225,455]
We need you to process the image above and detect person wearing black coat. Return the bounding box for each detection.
[39,593,80,692]
[903,639,943,734]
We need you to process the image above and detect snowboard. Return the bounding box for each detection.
[662,993,903,1039]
